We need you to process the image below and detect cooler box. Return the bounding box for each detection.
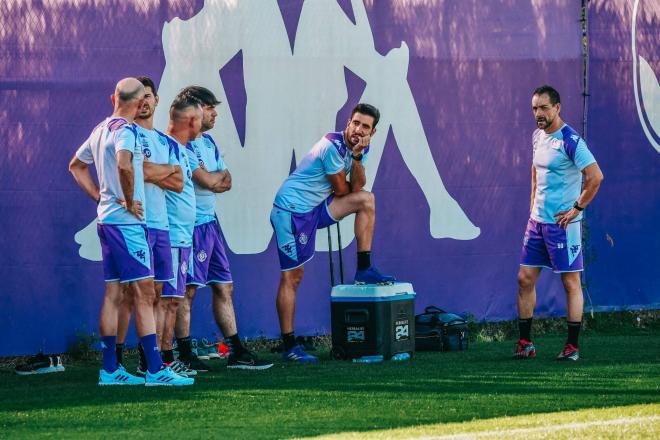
[330,282,416,360]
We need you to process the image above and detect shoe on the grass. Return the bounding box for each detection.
[227,350,274,370]
[193,338,211,360]
[167,360,197,377]
[52,355,65,372]
[180,354,210,372]
[201,338,221,359]
[145,365,194,386]
[354,266,396,285]
[556,343,580,361]
[282,345,318,363]
[15,353,58,375]
[98,367,145,386]
[135,361,147,377]
[513,339,536,359]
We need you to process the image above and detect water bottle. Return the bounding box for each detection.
[391,352,411,361]
[352,355,384,363]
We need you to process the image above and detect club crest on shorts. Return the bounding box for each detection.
[181,259,188,274]
[298,232,308,245]
[197,250,207,262]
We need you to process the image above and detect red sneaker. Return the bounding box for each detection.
[513,339,536,359]
[556,343,580,361]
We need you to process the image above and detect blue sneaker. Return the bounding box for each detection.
[146,365,195,386]
[354,266,396,285]
[98,367,145,386]
[282,345,318,363]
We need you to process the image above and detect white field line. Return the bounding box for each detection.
[418,415,660,440]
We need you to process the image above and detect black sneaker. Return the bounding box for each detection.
[15,353,61,375]
[181,355,210,372]
[135,362,148,377]
[227,350,274,370]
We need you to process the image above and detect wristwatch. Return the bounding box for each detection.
[573,201,584,211]
[351,153,363,161]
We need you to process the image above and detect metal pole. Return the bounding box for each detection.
[336,223,344,284]
[327,226,335,287]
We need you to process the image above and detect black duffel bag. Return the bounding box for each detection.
[415,306,469,351]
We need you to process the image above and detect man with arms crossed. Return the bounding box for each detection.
[515,85,604,361]
[69,78,191,385]
[177,86,272,370]
[271,103,396,363]
[159,93,207,372]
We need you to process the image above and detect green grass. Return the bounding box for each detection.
[1,334,658,439]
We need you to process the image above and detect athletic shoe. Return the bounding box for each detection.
[227,350,274,370]
[556,343,580,361]
[15,353,58,375]
[167,360,197,377]
[98,367,145,386]
[192,339,210,360]
[52,355,65,372]
[134,357,148,377]
[145,365,194,386]
[201,338,222,359]
[354,266,396,285]
[513,339,536,359]
[282,345,318,363]
[180,355,210,372]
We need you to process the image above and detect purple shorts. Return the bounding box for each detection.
[520,218,583,273]
[270,196,337,271]
[97,224,153,283]
[148,228,174,283]
[162,247,192,298]
[187,220,233,286]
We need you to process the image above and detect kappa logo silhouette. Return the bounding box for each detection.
[74,0,480,261]
[632,0,660,154]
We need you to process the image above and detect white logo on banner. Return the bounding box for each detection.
[74,0,480,260]
[633,0,660,154]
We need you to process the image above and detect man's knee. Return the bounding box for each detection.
[561,274,582,294]
[212,283,233,300]
[281,268,304,290]
[517,270,536,293]
[133,279,157,304]
[359,191,375,211]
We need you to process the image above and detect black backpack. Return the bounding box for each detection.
[415,306,469,352]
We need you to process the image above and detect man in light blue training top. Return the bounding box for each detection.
[271,103,396,363]
[178,86,272,371]
[161,92,205,373]
[68,78,191,386]
[515,85,604,362]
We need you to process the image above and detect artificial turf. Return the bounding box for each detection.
[1,334,658,439]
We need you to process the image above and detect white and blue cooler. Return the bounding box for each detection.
[330,282,416,360]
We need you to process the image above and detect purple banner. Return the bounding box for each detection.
[585,0,660,311]
[0,1,587,356]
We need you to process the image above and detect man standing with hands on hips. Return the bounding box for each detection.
[515,85,604,361]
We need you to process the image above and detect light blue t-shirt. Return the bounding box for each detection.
[274,132,369,213]
[136,125,178,231]
[75,117,146,225]
[531,124,596,224]
[164,136,196,247]
[187,133,227,225]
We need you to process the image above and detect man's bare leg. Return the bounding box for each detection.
[328,191,394,283]
[115,284,132,365]
[276,268,305,335]
[560,271,583,355]
[129,278,162,373]
[98,281,123,372]
[514,266,541,358]
[173,285,199,364]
